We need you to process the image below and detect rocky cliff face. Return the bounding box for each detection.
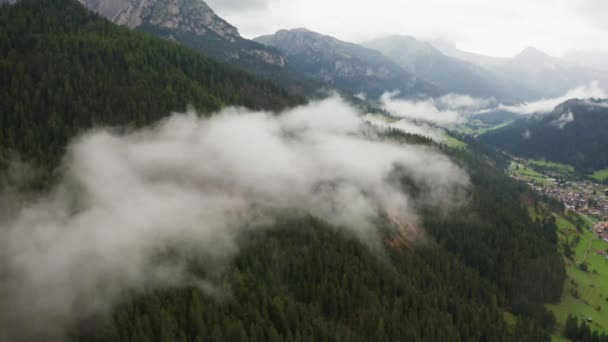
[80,0,239,41]
[77,0,310,93]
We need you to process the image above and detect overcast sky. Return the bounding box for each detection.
[206,0,608,58]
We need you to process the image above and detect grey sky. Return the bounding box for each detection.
[207,0,608,58]
[205,0,269,12]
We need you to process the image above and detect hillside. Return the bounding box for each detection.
[363,35,524,100]
[255,29,440,98]
[62,138,566,342]
[479,99,608,172]
[0,0,299,175]
[0,2,571,342]
[77,0,319,95]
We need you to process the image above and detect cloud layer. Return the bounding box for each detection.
[363,114,446,143]
[380,92,492,126]
[0,97,469,341]
[497,81,608,114]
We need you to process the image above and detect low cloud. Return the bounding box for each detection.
[583,99,608,108]
[363,114,446,143]
[380,92,493,126]
[0,97,469,341]
[433,93,493,111]
[497,81,608,114]
[553,111,575,129]
[354,92,367,101]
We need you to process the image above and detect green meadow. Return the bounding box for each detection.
[512,163,552,186]
[545,212,608,337]
[529,159,576,174]
[591,169,608,182]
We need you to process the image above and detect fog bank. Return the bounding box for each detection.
[0,97,469,340]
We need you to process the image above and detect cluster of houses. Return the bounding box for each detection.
[594,221,608,243]
[508,160,608,227]
[539,183,608,221]
[543,187,587,210]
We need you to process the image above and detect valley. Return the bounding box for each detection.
[508,158,608,222]
[1,0,607,341]
[509,159,608,338]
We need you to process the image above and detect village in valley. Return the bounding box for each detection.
[508,158,608,244]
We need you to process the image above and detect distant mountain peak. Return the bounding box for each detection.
[361,35,537,99]
[254,29,439,98]
[513,46,553,62]
[519,46,545,55]
[258,28,344,55]
[79,0,240,41]
[366,35,438,55]
[289,27,313,33]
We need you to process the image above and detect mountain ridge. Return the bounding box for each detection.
[255,28,440,98]
[431,40,608,98]
[362,35,531,101]
[0,0,299,172]
[76,0,321,95]
[479,98,608,171]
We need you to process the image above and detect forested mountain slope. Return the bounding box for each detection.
[0,2,567,342]
[77,0,320,95]
[65,137,566,342]
[479,99,608,172]
[0,0,300,175]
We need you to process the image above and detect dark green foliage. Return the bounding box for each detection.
[138,24,322,97]
[0,2,565,341]
[77,219,551,342]
[0,0,300,174]
[565,315,608,342]
[68,140,565,342]
[428,141,565,328]
[479,99,608,173]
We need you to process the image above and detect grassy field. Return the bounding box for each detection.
[511,163,552,186]
[591,169,608,182]
[580,213,600,226]
[529,159,575,174]
[545,211,608,337]
[445,134,468,149]
[503,311,517,327]
[456,121,513,137]
[551,335,571,342]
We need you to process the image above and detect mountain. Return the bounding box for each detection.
[431,40,608,99]
[363,35,526,100]
[479,98,608,171]
[430,39,508,69]
[255,29,440,98]
[0,0,299,175]
[77,0,318,95]
[0,2,570,342]
[492,47,608,98]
